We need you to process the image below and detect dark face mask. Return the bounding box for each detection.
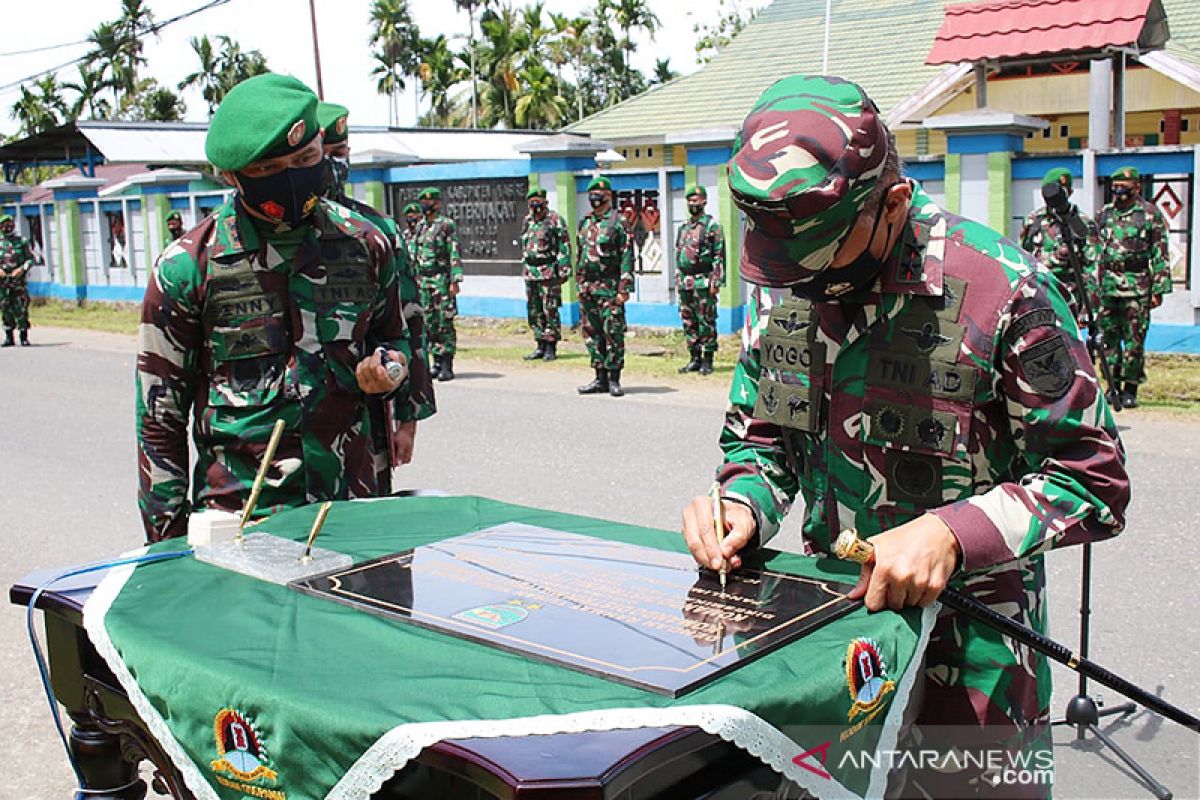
[405,214,420,228]
[794,187,894,303]
[588,193,607,209]
[0,222,13,236]
[529,201,546,216]
[237,160,327,228]
[323,156,350,197]
[1113,186,1134,202]
[688,203,705,217]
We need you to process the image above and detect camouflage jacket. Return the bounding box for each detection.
[575,208,633,296]
[1019,205,1100,312]
[333,192,436,425]
[400,224,420,264]
[1096,198,1172,299]
[135,196,412,542]
[413,213,463,282]
[0,232,33,288]
[674,213,726,290]
[520,210,572,282]
[718,183,1128,731]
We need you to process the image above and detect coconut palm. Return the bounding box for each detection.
[418,34,465,126]
[477,5,528,128]
[178,35,222,116]
[514,64,567,129]
[63,62,114,120]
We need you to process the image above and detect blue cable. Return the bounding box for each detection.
[25,549,193,798]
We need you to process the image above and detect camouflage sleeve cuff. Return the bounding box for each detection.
[719,472,780,547]
[930,499,1009,572]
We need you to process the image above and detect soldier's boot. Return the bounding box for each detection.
[431,354,443,375]
[437,356,455,382]
[523,341,546,361]
[542,341,557,362]
[678,348,701,374]
[19,329,29,347]
[576,367,609,395]
[698,353,714,376]
[1122,382,1139,409]
[1,329,13,347]
[607,369,624,398]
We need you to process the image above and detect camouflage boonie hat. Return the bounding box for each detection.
[1042,167,1072,189]
[417,186,441,200]
[729,74,889,287]
[1112,166,1140,181]
[587,176,613,192]
[685,184,707,199]
[317,101,350,145]
[403,202,420,214]
[526,186,547,199]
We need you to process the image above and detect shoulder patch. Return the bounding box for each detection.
[1004,308,1058,349]
[1018,334,1074,400]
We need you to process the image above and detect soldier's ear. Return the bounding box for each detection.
[882,182,912,225]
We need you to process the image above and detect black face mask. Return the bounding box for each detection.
[323,156,350,197]
[588,193,607,209]
[1113,186,1134,202]
[405,215,420,228]
[529,202,546,215]
[794,187,894,303]
[688,203,705,217]
[237,160,326,228]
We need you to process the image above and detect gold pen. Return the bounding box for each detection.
[300,501,333,564]
[239,418,287,541]
[710,481,727,591]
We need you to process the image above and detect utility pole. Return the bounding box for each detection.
[308,0,325,100]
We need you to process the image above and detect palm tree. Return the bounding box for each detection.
[63,62,114,120]
[418,34,466,126]
[514,65,566,129]
[559,16,592,120]
[214,35,269,90]
[11,75,68,136]
[610,0,660,101]
[369,0,421,125]
[652,58,677,86]
[452,0,496,127]
[371,50,406,126]
[178,35,222,117]
[86,22,127,109]
[477,5,527,128]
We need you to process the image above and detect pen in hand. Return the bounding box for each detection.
[710,482,727,591]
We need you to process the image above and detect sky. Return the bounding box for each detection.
[0,0,742,136]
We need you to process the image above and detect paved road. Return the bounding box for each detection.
[1,328,1197,798]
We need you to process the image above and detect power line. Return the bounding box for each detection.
[0,40,91,59]
[0,0,234,95]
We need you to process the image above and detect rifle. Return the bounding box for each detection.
[1042,182,1123,411]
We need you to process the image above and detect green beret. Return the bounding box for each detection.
[1042,168,1072,189]
[165,211,182,222]
[685,184,707,199]
[526,186,547,199]
[730,74,889,287]
[1112,166,1140,181]
[317,101,350,145]
[403,202,420,214]
[0,213,12,224]
[417,187,441,200]
[587,176,612,192]
[206,74,319,171]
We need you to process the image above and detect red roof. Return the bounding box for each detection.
[927,0,1154,65]
[21,162,149,204]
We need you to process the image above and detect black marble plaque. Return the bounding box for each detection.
[290,524,859,697]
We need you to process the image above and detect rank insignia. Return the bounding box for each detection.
[286,119,306,147]
[844,638,896,722]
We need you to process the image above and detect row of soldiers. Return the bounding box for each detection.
[1019,165,1172,408]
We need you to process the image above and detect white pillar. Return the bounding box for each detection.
[1089,60,1112,150]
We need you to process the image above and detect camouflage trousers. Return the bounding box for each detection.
[678,287,718,355]
[1099,293,1151,385]
[0,282,30,330]
[525,278,563,343]
[579,288,626,370]
[417,273,458,358]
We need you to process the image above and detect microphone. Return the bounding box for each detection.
[1041,182,1089,240]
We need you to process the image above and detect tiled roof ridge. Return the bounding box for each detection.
[945,0,1144,14]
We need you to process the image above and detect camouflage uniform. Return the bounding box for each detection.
[520,208,572,344]
[413,212,463,359]
[1095,197,1170,386]
[135,197,411,541]
[0,226,33,335]
[675,212,725,356]
[400,218,420,264]
[1019,204,1100,325]
[575,207,633,370]
[718,76,1128,797]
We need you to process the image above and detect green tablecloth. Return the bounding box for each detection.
[83,496,935,800]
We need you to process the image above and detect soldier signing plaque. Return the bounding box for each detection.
[291,524,858,696]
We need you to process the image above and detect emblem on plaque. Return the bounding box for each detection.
[210,708,280,785]
[453,602,530,630]
[844,638,896,721]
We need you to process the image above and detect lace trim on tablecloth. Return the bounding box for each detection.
[82,554,222,800]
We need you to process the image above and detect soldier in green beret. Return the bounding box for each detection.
[0,212,33,346]
[318,100,436,491]
[1095,166,1171,408]
[520,186,571,361]
[680,74,1127,796]
[165,211,185,243]
[412,186,463,381]
[674,185,725,375]
[135,74,412,542]
[1018,168,1100,327]
[575,175,633,397]
[400,202,421,263]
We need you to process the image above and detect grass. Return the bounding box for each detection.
[26,303,1200,412]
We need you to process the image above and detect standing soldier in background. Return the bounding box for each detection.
[520,187,571,362]
[674,185,725,375]
[575,176,633,397]
[400,202,421,262]
[1019,168,1099,327]
[318,101,435,491]
[0,213,33,347]
[165,211,185,243]
[413,186,463,382]
[1096,166,1171,408]
[135,74,410,542]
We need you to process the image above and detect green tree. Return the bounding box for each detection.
[477,5,527,128]
[370,0,421,125]
[119,79,185,121]
[513,64,567,129]
[558,15,593,120]
[179,35,268,116]
[453,0,496,127]
[693,0,760,64]
[85,22,129,109]
[63,62,114,120]
[418,34,467,127]
[10,75,68,136]
[178,35,222,116]
[652,58,677,86]
[609,0,659,102]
